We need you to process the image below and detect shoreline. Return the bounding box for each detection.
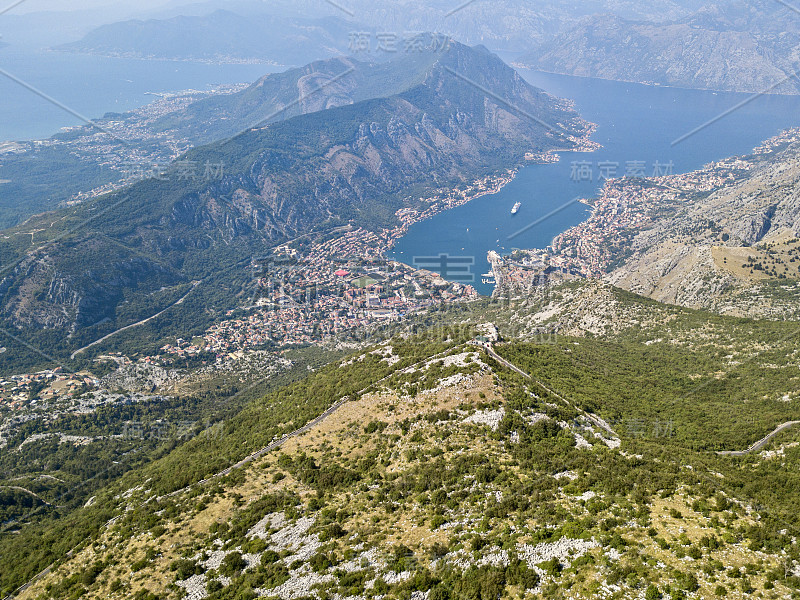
[384,117,602,250]
[385,168,522,254]
[490,126,800,291]
[50,48,286,67]
[511,65,800,98]
[382,128,603,287]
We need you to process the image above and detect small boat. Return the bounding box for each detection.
[511,202,521,215]
[481,271,494,278]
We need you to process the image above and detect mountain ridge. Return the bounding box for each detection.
[517,6,800,95]
[6,282,800,599]
[0,40,592,370]
[55,10,356,66]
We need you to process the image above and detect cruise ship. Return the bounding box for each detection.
[511,202,521,215]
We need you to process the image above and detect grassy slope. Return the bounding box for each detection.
[4,284,800,599]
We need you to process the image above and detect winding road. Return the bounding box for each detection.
[716,420,800,456]
[0,486,56,507]
[70,281,201,359]
[479,342,800,457]
[160,395,353,499]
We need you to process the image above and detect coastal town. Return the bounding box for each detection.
[158,228,482,356]
[153,140,601,358]
[0,83,246,206]
[7,123,796,422]
[546,153,761,277]
[0,369,99,410]
[489,130,800,292]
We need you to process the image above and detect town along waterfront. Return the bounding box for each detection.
[389,69,800,295]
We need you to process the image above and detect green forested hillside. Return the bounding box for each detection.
[0,40,589,371]
[4,284,800,600]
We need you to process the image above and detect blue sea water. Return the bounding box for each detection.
[2,47,799,297]
[389,70,800,295]
[0,47,276,141]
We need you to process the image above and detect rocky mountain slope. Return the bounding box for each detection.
[5,285,800,599]
[606,133,800,316]
[147,50,481,146]
[0,40,592,370]
[0,50,464,228]
[517,1,800,94]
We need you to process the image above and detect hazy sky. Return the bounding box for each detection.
[5,0,179,14]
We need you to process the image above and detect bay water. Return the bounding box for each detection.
[389,70,800,294]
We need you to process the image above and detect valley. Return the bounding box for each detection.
[3,7,800,599]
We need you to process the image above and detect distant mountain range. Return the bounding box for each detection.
[0,40,591,369]
[56,11,356,65]
[517,1,800,94]
[147,52,481,146]
[53,0,800,95]
[51,0,712,64]
[337,0,709,49]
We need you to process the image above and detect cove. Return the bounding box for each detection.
[389,69,800,295]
